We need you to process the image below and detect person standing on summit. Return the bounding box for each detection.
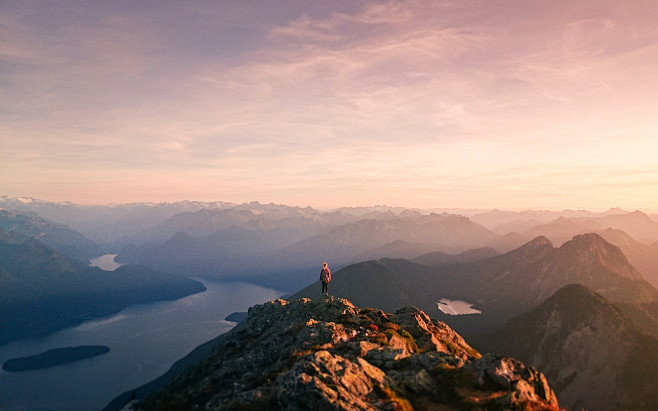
[320,262,331,296]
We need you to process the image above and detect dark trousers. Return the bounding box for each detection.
[321,281,328,295]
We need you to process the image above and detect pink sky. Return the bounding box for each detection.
[1,1,657,210]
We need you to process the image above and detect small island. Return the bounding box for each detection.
[2,345,110,372]
[224,312,248,323]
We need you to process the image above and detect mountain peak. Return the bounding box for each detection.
[525,235,553,248]
[566,232,608,246]
[135,297,559,410]
[499,235,555,265]
[561,233,631,262]
[556,233,644,283]
[543,283,613,316]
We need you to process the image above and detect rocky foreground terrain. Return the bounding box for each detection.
[130,297,559,410]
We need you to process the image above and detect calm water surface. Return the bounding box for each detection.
[0,279,282,411]
[437,298,482,315]
[89,254,124,271]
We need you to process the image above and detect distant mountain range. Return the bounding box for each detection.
[0,196,235,244]
[489,210,658,250]
[0,228,205,345]
[294,233,658,338]
[3,197,658,289]
[0,209,104,261]
[486,211,658,288]
[5,198,657,410]
[113,207,498,291]
[470,207,635,233]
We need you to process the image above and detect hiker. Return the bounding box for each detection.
[320,262,331,296]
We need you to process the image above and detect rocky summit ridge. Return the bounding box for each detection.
[133,297,559,410]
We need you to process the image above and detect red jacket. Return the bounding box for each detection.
[320,268,331,282]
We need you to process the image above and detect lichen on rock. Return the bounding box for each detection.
[136,297,560,410]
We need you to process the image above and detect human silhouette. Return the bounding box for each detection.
[319,262,331,296]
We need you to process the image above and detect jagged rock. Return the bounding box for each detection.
[278,350,388,411]
[136,297,560,410]
[467,354,556,408]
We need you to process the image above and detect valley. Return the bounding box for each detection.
[6,1,657,409]
[0,279,282,411]
[2,197,658,410]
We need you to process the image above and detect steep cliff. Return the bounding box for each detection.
[132,297,559,410]
[487,284,658,410]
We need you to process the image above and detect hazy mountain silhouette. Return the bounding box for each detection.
[485,284,658,410]
[0,209,104,261]
[488,210,658,251]
[353,240,439,262]
[277,213,498,271]
[487,217,604,253]
[487,218,658,289]
[580,210,658,244]
[598,228,658,289]
[490,217,544,235]
[115,208,498,291]
[470,208,616,231]
[114,203,328,249]
[0,229,205,345]
[523,217,603,244]
[0,196,236,244]
[116,209,334,286]
[413,247,500,267]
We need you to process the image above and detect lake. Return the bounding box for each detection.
[0,279,282,411]
[89,254,124,271]
[437,298,482,315]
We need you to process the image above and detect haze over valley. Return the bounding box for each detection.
[3,197,658,409]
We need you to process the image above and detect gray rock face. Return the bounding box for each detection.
[137,297,559,410]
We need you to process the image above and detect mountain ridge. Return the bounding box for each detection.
[293,233,658,340]
[120,297,559,410]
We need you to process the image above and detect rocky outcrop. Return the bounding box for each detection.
[136,297,559,410]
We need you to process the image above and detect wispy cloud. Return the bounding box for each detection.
[2,0,657,209]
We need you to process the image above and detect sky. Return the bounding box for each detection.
[2,0,658,211]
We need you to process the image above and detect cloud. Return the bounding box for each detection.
[2,0,658,208]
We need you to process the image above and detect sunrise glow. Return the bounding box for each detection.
[2,1,657,210]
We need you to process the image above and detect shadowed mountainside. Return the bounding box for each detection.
[0,209,104,261]
[485,284,658,411]
[0,229,205,345]
[413,246,500,267]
